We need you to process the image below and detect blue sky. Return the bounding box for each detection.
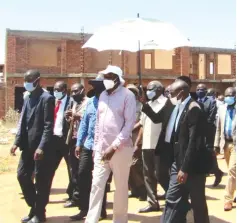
[0,0,236,64]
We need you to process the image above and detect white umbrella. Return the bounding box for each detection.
[82,17,190,52]
[82,16,190,87]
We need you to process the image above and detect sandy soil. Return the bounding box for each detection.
[0,144,235,223]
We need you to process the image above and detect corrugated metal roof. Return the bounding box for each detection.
[6,29,92,41]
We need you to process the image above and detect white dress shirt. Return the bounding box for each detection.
[165,95,191,143]
[140,95,167,149]
[54,95,68,137]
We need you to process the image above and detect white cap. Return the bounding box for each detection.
[99,65,125,85]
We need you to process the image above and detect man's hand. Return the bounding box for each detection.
[177,170,188,184]
[10,145,18,156]
[75,146,81,159]
[65,109,72,118]
[34,149,44,160]
[72,113,81,121]
[102,146,116,161]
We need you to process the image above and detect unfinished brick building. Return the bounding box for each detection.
[3,29,236,116]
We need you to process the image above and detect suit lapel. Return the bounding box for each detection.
[28,89,43,123]
[176,99,192,134]
[17,99,28,134]
[28,100,39,122]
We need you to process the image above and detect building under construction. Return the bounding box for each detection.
[1,28,236,117]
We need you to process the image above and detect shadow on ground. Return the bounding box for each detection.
[206,184,226,190]
[46,214,232,223]
[50,188,67,195]
[48,200,66,204]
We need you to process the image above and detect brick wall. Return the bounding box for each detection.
[0,84,5,118]
[4,32,235,117]
[6,34,192,76]
[190,51,236,81]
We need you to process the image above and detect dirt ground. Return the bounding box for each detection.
[0,141,235,223]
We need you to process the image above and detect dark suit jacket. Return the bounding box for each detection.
[142,98,212,174]
[15,88,55,152]
[61,96,70,140]
[197,97,217,149]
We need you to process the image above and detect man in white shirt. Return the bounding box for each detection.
[137,81,167,213]
[51,81,72,202]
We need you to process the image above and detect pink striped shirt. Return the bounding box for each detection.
[93,85,136,152]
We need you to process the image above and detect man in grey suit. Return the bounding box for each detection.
[10,70,55,223]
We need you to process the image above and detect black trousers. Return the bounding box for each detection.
[209,148,221,175]
[129,148,146,197]
[73,147,107,213]
[156,143,173,193]
[51,135,71,198]
[67,138,79,200]
[73,148,93,211]
[142,149,160,207]
[162,162,210,223]
[17,149,54,217]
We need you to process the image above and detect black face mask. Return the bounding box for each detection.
[72,94,83,102]
[91,81,105,97]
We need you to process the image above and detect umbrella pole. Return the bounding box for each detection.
[137,13,142,94]
[137,41,142,91]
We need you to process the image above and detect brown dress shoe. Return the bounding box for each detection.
[224,202,233,211]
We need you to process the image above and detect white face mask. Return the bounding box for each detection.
[170,96,181,105]
[54,91,64,100]
[146,90,156,100]
[103,79,115,90]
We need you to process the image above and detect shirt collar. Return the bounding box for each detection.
[57,95,67,103]
[157,94,167,103]
[150,94,167,104]
[180,95,191,108]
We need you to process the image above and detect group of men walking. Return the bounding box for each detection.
[10,65,235,223]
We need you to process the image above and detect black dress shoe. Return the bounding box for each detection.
[234,197,236,203]
[22,216,32,223]
[70,210,87,221]
[213,170,223,187]
[27,216,46,223]
[21,208,35,223]
[138,205,160,213]
[64,200,77,208]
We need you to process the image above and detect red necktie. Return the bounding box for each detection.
[54,100,62,124]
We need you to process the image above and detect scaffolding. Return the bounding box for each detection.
[80,27,85,74]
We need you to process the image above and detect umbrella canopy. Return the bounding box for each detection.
[82,17,190,52]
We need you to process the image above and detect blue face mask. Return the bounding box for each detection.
[54,91,64,100]
[24,82,36,92]
[196,90,206,99]
[224,96,236,106]
[24,78,39,92]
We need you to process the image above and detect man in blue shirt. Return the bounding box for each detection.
[70,75,107,221]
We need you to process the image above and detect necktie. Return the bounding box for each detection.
[54,100,62,123]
